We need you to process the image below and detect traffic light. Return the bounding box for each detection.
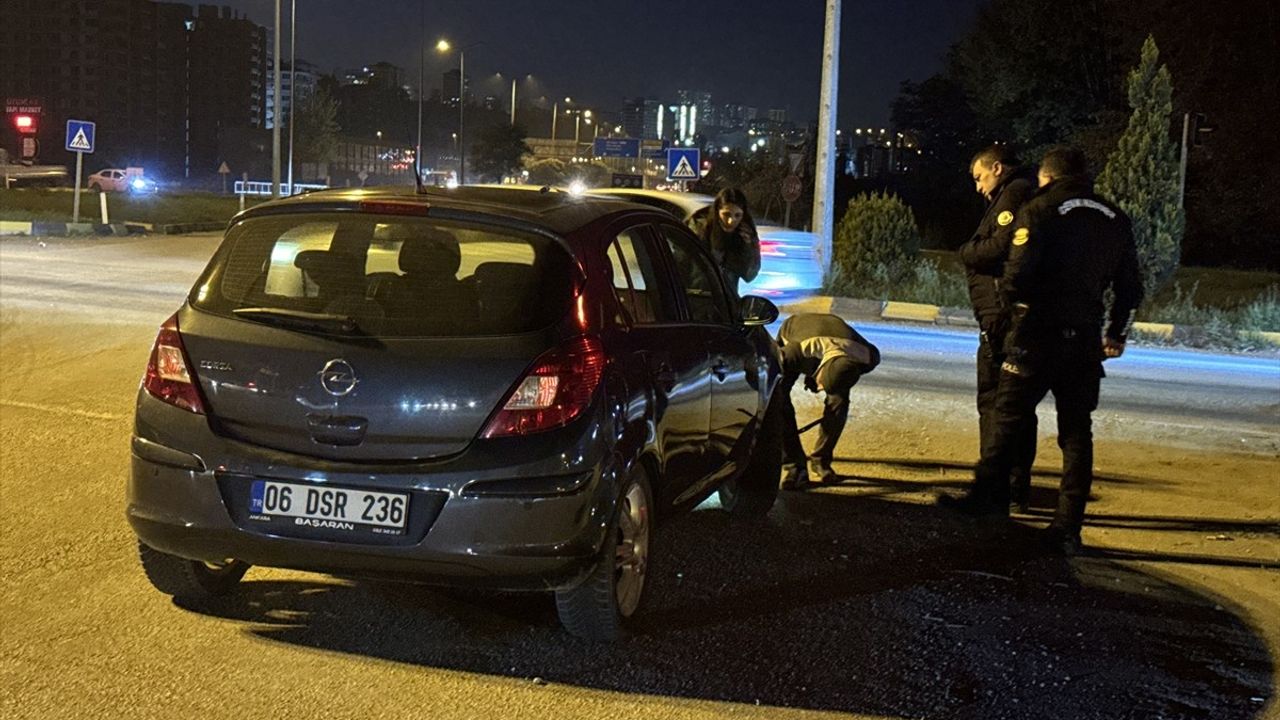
[13,115,37,134]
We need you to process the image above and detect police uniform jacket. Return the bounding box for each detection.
[1002,176,1144,340]
[958,169,1037,328]
[777,313,881,381]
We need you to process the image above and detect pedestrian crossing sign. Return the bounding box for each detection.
[666,148,700,181]
[65,120,96,154]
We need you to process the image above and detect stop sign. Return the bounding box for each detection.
[781,174,802,203]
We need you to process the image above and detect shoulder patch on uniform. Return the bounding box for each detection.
[1057,198,1117,219]
[997,210,1014,226]
[1012,228,1030,246]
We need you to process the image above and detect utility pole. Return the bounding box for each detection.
[416,0,424,178]
[458,50,466,184]
[285,0,296,195]
[811,0,841,277]
[510,78,517,127]
[1177,112,1190,208]
[271,0,282,198]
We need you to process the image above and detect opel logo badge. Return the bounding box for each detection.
[319,359,358,397]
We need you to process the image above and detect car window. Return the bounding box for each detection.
[194,213,575,337]
[606,226,668,325]
[655,224,730,324]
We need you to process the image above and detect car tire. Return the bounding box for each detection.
[718,389,783,518]
[138,541,249,599]
[88,182,100,191]
[554,467,653,641]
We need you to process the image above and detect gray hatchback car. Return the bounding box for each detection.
[129,186,784,639]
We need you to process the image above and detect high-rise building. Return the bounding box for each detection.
[0,0,267,179]
[267,59,320,129]
[621,97,661,139]
[768,108,788,123]
[677,90,714,129]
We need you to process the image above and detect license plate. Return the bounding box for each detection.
[248,480,408,535]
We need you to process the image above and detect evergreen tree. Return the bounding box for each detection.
[470,124,532,183]
[833,191,921,288]
[1096,36,1185,297]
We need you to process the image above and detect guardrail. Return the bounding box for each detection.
[233,180,327,197]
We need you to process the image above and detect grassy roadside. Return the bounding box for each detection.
[841,250,1280,350]
[0,188,263,225]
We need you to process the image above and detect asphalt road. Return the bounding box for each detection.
[2,233,1277,719]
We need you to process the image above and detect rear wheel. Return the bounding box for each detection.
[555,467,653,641]
[138,541,249,599]
[718,389,784,518]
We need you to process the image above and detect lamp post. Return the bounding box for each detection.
[271,0,281,198]
[416,0,425,181]
[285,0,296,195]
[436,39,482,185]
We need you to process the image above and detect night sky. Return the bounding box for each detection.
[217,0,984,127]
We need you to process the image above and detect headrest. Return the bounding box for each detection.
[398,228,461,278]
[294,250,362,287]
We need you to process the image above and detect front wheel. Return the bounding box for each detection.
[138,541,249,600]
[555,467,653,641]
[718,390,784,517]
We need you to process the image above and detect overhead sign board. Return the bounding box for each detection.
[666,148,700,182]
[66,120,96,154]
[594,138,641,158]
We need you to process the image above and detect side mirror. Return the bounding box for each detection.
[739,295,779,326]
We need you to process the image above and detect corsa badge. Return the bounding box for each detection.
[1013,228,1030,246]
[997,210,1014,226]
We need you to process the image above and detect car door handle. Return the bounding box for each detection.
[711,359,730,381]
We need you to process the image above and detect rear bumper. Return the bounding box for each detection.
[127,441,614,592]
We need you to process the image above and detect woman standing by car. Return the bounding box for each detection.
[691,188,761,302]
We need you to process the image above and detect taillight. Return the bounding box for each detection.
[480,335,606,438]
[759,240,783,256]
[142,313,205,414]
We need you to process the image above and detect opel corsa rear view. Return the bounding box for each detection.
[128,186,784,639]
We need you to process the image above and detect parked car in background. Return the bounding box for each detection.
[588,188,827,298]
[88,167,157,193]
[128,185,785,640]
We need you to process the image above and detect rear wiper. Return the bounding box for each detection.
[233,307,363,335]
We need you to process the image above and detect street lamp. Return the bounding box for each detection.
[436,38,483,185]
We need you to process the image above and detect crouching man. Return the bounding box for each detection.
[777,313,881,489]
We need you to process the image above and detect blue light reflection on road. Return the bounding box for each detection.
[768,316,1280,383]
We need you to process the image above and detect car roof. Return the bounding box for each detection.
[587,188,714,218]
[234,185,656,236]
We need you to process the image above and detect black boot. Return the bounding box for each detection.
[1041,523,1082,556]
[937,489,1009,518]
[1009,472,1031,514]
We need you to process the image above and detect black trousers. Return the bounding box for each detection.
[781,371,855,480]
[974,329,1103,531]
[977,327,1039,491]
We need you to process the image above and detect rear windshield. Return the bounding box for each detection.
[191,213,576,337]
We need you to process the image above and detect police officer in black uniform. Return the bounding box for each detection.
[776,313,881,488]
[960,145,1039,512]
[942,146,1143,555]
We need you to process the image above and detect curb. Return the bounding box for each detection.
[781,295,1277,347]
[0,221,139,237]
[0,220,213,237]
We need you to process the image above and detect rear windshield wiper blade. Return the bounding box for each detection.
[233,307,363,335]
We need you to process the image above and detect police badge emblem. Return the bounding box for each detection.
[997,210,1014,226]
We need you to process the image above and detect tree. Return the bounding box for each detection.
[469,124,532,183]
[525,158,567,187]
[293,87,340,166]
[1096,36,1185,297]
[833,191,922,287]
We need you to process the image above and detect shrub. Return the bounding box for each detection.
[833,191,921,287]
